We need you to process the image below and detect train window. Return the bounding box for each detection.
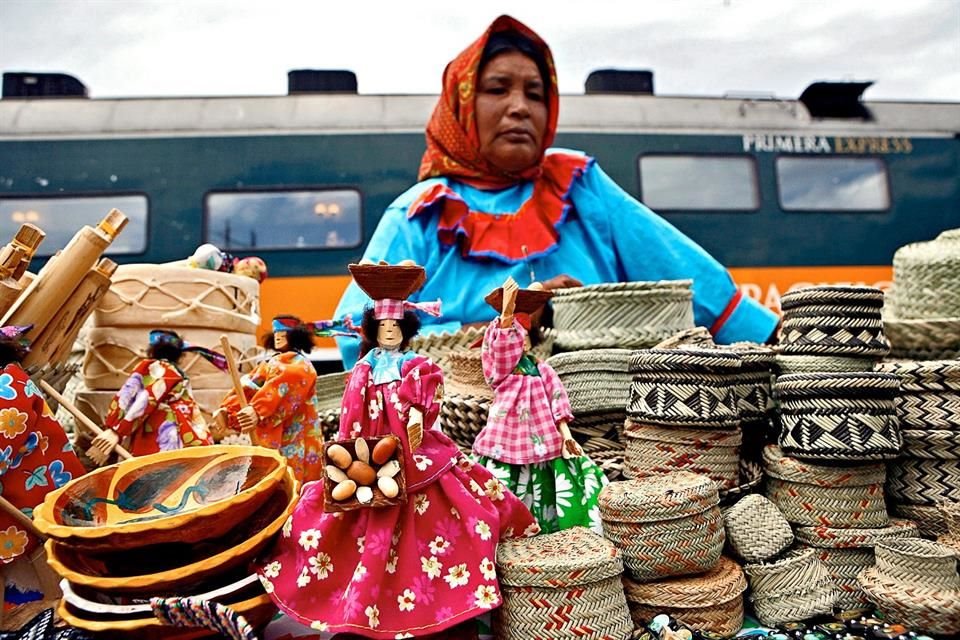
[638,155,759,210]
[0,194,148,256]
[205,189,362,250]
[776,157,890,211]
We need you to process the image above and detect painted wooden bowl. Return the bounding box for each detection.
[45,466,298,595]
[34,445,286,551]
[58,573,276,639]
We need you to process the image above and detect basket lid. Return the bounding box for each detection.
[774,372,901,399]
[347,263,425,301]
[623,420,742,447]
[622,556,746,608]
[629,348,742,374]
[598,472,719,523]
[762,445,887,487]
[495,527,623,587]
[483,286,553,315]
[780,286,885,311]
[876,360,960,386]
[551,280,693,300]
[795,519,919,549]
[548,349,634,375]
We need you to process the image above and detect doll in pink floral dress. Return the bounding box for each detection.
[260,263,538,639]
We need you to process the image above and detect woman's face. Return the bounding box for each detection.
[475,51,548,174]
[377,319,403,349]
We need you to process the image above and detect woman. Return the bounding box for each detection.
[474,278,607,534]
[334,15,778,368]
[0,325,85,566]
[262,263,537,639]
[216,315,323,483]
[88,330,222,464]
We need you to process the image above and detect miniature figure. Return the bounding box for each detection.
[474,277,608,533]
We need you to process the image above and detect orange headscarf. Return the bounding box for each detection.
[418,15,560,188]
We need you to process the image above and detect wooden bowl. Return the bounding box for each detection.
[45,466,298,595]
[323,436,407,513]
[58,573,276,639]
[34,445,286,551]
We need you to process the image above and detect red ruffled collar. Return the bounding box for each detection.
[407,152,591,264]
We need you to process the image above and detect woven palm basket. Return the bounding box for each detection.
[723,494,793,563]
[940,500,960,536]
[494,527,633,640]
[436,349,490,453]
[887,458,960,504]
[795,519,919,608]
[773,354,878,375]
[774,372,902,462]
[725,344,775,422]
[315,370,348,440]
[548,349,633,415]
[857,538,960,635]
[628,349,741,429]
[883,319,960,360]
[622,420,741,490]
[890,228,960,320]
[745,548,839,626]
[762,445,888,528]
[551,281,694,351]
[408,326,485,372]
[621,557,746,637]
[777,286,891,358]
[875,360,960,430]
[892,503,948,537]
[900,429,960,459]
[598,472,724,582]
[571,411,628,481]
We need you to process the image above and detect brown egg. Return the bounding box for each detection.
[372,436,398,465]
[331,479,357,501]
[347,460,376,486]
[377,476,399,499]
[326,465,349,483]
[326,444,352,470]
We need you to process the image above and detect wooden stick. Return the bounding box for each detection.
[0,495,43,540]
[38,380,132,460]
[220,335,248,409]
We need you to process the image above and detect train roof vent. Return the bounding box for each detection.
[799,81,874,120]
[288,70,358,95]
[585,69,654,95]
[2,72,88,99]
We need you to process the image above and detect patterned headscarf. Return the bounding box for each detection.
[149,330,227,371]
[418,15,559,188]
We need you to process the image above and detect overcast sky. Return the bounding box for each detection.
[1,0,958,102]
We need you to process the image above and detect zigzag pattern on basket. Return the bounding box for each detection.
[778,412,901,461]
[628,377,739,427]
[778,325,890,357]
[745,548,839,626]
[551,282,693,332]
[801,546,874,608]
[891,503,948,537]
[892,394,960,430]
[901,429,960,459]
[887,459,960,504]
[438,393,489,454]
[554,327,684,351]
[623,421,741,489]
[883,318,960,353]
[730,373,772,420]
[775,354,877,375]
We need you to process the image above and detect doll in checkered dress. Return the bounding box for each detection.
[473,277,608,534]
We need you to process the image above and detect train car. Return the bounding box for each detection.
[1,72,958,364]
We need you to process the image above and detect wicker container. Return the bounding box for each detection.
[720,458,764,506]
[438,349,491,453]
[315,371,348,440]
[322,436,405,512]
[795,519,919,608]
[775,372,901,462]
[900,429,960,459]
[888,458,960,504]
[937,534,960,558]
[875,360,960,430]
[621,557,746,636]
[551,281,694,351]
[777,286,890,358]
[745,548,839,626]
[883,319,960,361]
[940,500,960,536]
[892,503,948,537]
[773,354,877,374]
[890,228,960,320]
[763,445,888,528]
[725,345,775,422]
[857,538,960,634]
[628,349,741,428]
[572,411,628,481]
[598,472,724,582]
[494,527,633,640]
[723,494,793,563]
[548,349,633,415]
[622,420,741,490]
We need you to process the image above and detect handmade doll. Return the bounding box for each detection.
[0,325,85,608]
[260,262,538,639]
[215,315,323,483]
[473,277,608,534]
[88,330,224,464]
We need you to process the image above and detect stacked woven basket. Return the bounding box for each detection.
[884,228,960,360]
[437,349,491,454]
[314,371,348,441]
[493,527,633,640]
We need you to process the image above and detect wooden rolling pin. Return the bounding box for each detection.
[38,380,132,460]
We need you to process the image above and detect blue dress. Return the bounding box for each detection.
[335,150,778,367]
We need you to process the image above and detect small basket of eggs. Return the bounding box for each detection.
[323,435,406,512]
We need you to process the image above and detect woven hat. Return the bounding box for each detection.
[622,420,741,490]
[876,360,960,430]
[857,538,960,634]
[775,372,902,462]
[621,557,746,637]
[551,280,694,351]
[762,445,888,527]
[547,349,633,415]
[890,228,960,320]
[778,285,890,358]
[628,348,742,428]
[723,494,793,563]
[347,262,425,301]
[745,548,839,626]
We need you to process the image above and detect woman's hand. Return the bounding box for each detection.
[87,430,120,466]
[237,405,260,433]
[540,274,583,292]
[557,421,583,459]
[407,406,424,451]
